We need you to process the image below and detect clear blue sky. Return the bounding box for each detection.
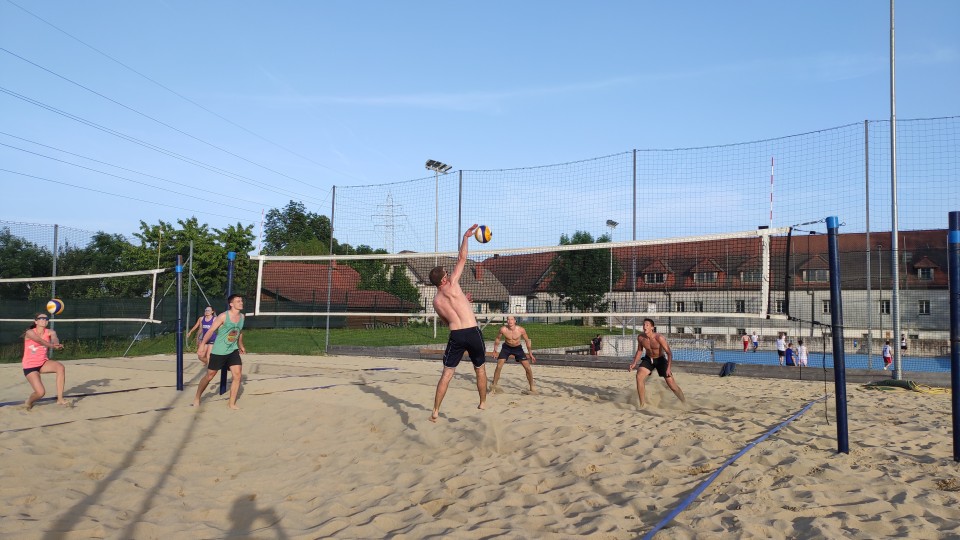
[2,1,958,244]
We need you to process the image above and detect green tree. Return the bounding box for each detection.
[56,232,146,298]
[131,218,255,305]
[387,265,421,306]
[344,245,390,290]
[215,222,257,299]
[547,231,621,315]
[0,228,53,299]
[263,201,335,255]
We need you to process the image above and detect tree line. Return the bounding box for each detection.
[0,201,419,307]
[1,200,618,315]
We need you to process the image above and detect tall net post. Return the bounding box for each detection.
[220,251,236,395]
[827,216,849,454]
[176,255,184,391]
[949,211,959,462]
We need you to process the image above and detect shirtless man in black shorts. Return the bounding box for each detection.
[627,318,686,408]
[429,224,487,422]
[490,316,537,394]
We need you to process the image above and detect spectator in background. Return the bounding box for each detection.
[776,333,787,365]
[590,334,603,355]
[751,331,759,353]
[742,333,750,352]
[784,341,797,367]
[797,339,809,367]
[882,340,893,370]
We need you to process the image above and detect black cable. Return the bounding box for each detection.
[1,46,331,192]
[0,86,326,205]
[0,168,253,221]
[0,130,267,207]
[1,0,363,182]
[0,141,261,215]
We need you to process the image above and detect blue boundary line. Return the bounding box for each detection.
[641,393,830,540]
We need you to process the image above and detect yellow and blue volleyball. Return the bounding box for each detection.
[474,225,492,243]
[46,298,65,315]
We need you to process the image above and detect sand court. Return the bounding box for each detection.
[1,354,958,539]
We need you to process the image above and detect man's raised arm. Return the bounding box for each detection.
[451,224,478,283]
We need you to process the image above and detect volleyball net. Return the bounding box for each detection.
[0,268,167,324]
[253,226,793,333]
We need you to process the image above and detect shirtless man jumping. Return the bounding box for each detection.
[490,316,537,394]
[429,224,487,422]
[627,318,686,408]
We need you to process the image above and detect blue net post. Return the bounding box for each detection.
[827,216,849,454]
[948,211,960,462]
[175,255,184,391]
[219,251,236,395]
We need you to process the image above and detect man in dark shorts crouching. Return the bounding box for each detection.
[429,224,488,423]
[490,316,537,394]
[627,318,686,408]
[194,294,246,410]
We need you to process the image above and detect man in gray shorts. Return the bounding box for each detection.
[428,224,488,423]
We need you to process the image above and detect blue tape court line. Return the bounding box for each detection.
[641,394,830,540]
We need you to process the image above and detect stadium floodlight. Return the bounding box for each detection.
[606,220,618,330]
[426,160,452,265]
[425,160,452,174]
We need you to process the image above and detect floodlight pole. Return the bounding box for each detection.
[426,160,452,338]
[889,0,903,381]
[606,220,618,330]
[426,160,452,266]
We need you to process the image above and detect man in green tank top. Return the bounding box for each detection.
[194,294,246,409]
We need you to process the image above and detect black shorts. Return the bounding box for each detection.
[638,355,671,378]
[23,366,42,377]
[442,327,486,368]
[208,350,242,371]
[497,344,527,362]
[777,350,785,358]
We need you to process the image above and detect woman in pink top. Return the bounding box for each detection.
[22,312,67,409]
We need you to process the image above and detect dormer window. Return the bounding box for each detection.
[693,271,717,283]
[644,272,665,284]
[803,269,829,282]
[918,268,933,281]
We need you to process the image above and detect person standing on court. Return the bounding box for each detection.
[751,331,759,352]
[797,339,809,367]
[900,333,908,357]
[776,333,787,366]
[428,224,488,422]
[194,294,246,409]
[21,312,68,409]
[186,306,217,365]
[741,333,750,352]
[490,315,537,394]
[627,318,686,408]
[882,340,893,370]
